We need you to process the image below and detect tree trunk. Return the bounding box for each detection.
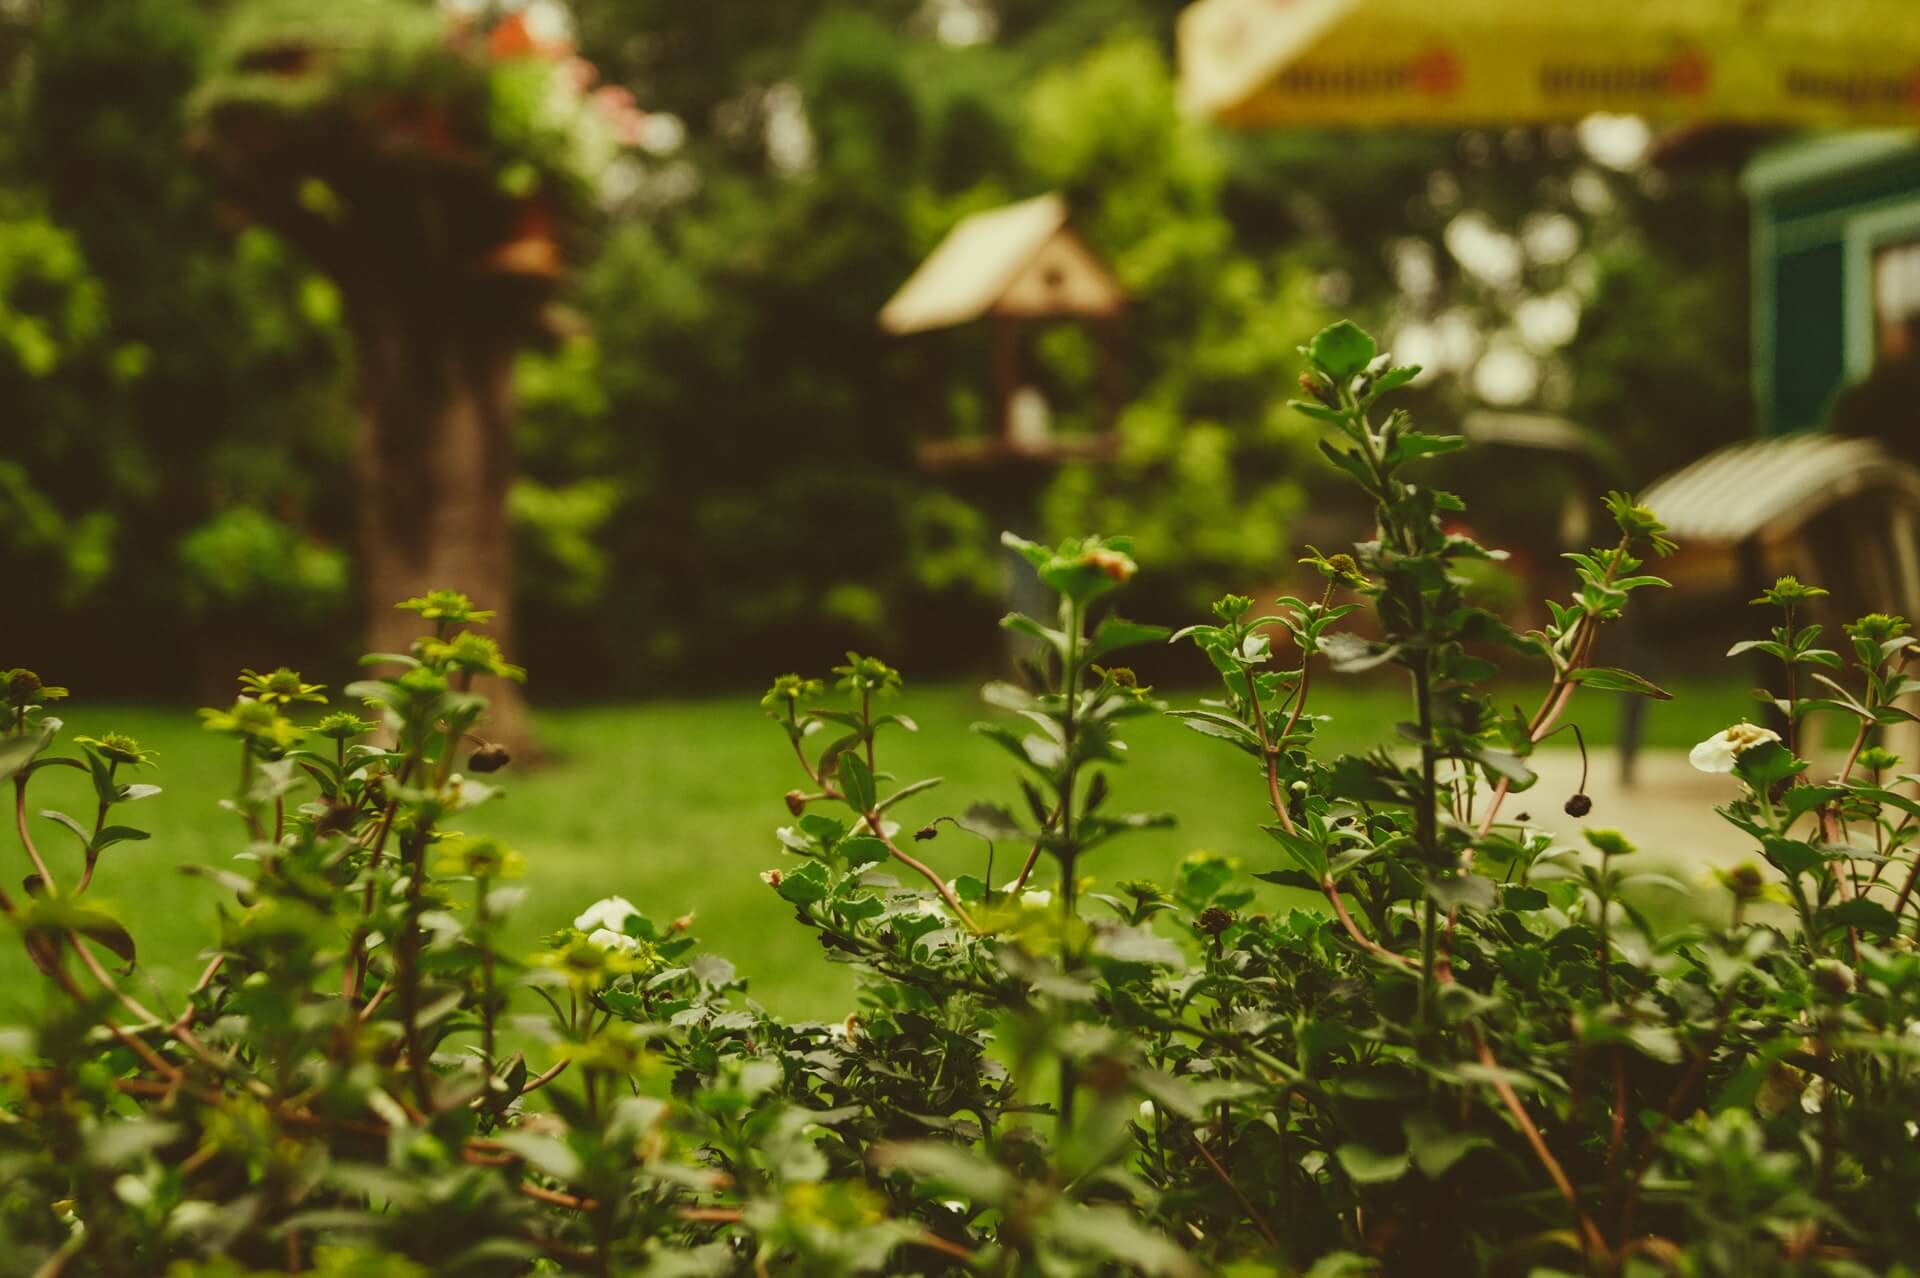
[351,301,536,758]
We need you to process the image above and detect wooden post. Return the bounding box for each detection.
[993,315,1022,444]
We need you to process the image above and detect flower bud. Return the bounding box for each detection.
[784,790,807,817]
[1812,959,1855,999]
[760,868,784,888]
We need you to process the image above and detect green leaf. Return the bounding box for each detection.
[1470,748,1536,789]
[1264,824,1329,879]
[957,801,1029,841]
[872,1141,1012,1206]
[838,836,889,871]
[38,810,91,852]
[1317,439,1375,490]
[1761,837,1822,877]
[837,752,876,814]
[875,775,941,813]
[1402,1112,1488,1178]
[1734,741,1807,788]
[1425,871,1496,912]
[1370,365,1421,395]
[1309,320,1378,379]
[1043,1204,1200,1277]
[1086,617,1172,663]
[1334,1141,1410,1184]
[1817,898,1898,936]
[1384,432,1467,466]
[0,720,56,784]
[1166,709,1261,750]
[1321,633,1401,673]
[1569,667,1673,700]
[1783,784,1847,823]
[775,861,831,906]
[1291,399,1349,426]
[1001,612,1068,657]
[1625,1024,1683,1064]
[1500,885,1550,912]
[495,1132,583,1183]
[91,826,149,853]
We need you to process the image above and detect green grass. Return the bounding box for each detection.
[6,675,1751,1021]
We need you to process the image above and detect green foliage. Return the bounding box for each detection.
[3,1,1758,699]
[4,321,1919,1276]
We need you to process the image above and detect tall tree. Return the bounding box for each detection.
[190,0,640,746]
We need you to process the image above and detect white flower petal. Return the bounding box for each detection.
[574,895,638,933]
[1689,732,1737,774]
[1690,723,1783,775]
[587,928,640,953]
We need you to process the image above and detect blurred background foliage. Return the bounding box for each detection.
[1,0,1755,698]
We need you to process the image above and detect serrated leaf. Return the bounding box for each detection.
[1309,320,1378,379]
[775,861,831,906]
[838,836,890,871]
[1570,667,1672,700]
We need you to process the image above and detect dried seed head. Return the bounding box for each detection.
[467,742,511,773]
[784,790,807,817]
[1196,906,1236,936]
[1563,793,1593,818]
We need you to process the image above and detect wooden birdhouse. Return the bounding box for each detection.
[879,193,1127,470]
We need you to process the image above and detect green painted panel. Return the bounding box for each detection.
[1768,153,1920,228]
[1769,240,1847,433]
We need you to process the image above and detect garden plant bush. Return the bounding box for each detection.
[5,322,1920,1276]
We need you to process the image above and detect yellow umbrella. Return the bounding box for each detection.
[1179,0,1920,127]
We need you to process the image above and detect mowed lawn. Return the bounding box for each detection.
[4,676,1753,1021]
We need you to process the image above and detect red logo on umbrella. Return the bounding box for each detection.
[1412,47,1460,97]
[1666,49,1709,96]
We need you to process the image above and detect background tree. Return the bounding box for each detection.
[0,0,1760,699]
[187,0,642,746]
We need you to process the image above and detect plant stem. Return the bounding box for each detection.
[14,777,56,894]
[1413,655,1439,1023]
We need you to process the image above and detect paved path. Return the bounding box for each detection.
[1516,747,1754,872]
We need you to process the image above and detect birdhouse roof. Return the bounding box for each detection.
[1641,433,1920,544]
[879,193,1124,335]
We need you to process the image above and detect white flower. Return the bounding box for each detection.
[1000,879,1052,910]
[1688,723,1781,774]
[587,928,640,953]
[575,895,639,933]
[1138,1100,1156,1124]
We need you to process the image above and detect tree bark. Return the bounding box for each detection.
[351,300,536,758]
